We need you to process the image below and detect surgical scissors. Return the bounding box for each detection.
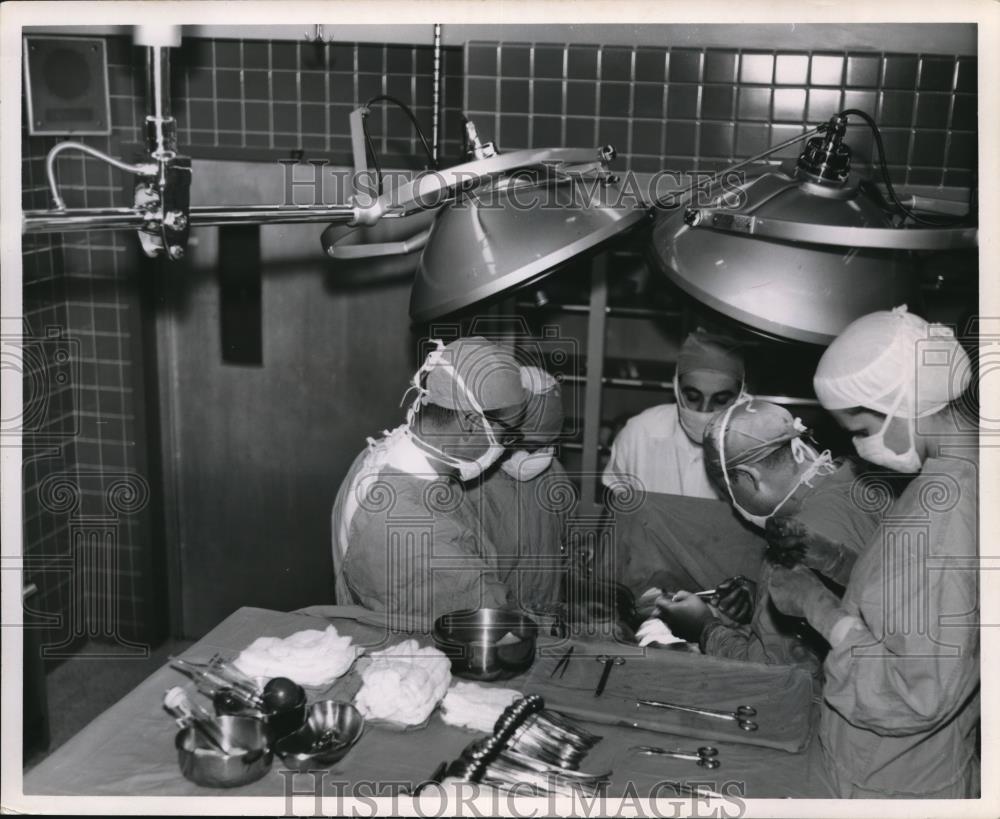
[630,744,720,769]
[593,655,625,697]
[636,698,759,731]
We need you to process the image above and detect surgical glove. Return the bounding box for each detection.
[658,591,719,643]
[714,575,756,625]
[765,517,857,587]
[768,565,850,643]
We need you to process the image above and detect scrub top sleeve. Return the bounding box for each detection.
[822,509,978,736]
[401,516,512,618]
[795,479,875,557]
[602,418,640,490]
[701,621,774,664]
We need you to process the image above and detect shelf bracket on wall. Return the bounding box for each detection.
[579,253,608,516]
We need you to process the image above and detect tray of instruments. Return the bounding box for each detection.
[528,638,815,753]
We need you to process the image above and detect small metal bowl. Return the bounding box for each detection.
[432,608,538,681]
[175,715,272,788]
[273,701,365,771]
[213,677,307,743]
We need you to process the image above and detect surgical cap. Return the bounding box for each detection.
[676,330,745,382]
[703,399,802,477]
[424,336,526,412]
[813,305,971,419]
[518,365,564,446]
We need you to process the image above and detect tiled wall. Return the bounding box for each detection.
[22,112,159,655]
[464,42,978,188]
[21,123,76,655]
[104,36,465,164]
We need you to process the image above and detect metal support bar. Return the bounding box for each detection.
[23,204,362,235]
[431,23,442,166]
[580,254,608,515]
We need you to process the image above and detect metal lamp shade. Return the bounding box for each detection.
[410,175,647,322]
[650,169,921,345]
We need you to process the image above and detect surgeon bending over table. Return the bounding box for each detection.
[769,306,980,798]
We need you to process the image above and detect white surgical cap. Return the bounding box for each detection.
[813,305,971,419]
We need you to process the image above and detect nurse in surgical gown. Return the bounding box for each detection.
[768,307,979,798]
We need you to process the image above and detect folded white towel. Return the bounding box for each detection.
[440,681,522,733]
[353,640,452,726]
[233,625,360,688]
[635,617,687,647]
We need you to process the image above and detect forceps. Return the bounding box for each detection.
[593,655,625,697]
[549,646,575,679]
[630,744,721,769]
[637,698,759,731]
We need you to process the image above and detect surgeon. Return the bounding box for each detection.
[768,306,979,798]
[602,330,746,498]
[331,337,527,628]
[469,364,569,612]
[649,399,880,674]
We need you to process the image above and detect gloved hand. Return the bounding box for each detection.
[767,564,851,643]
[658,591,719,643]
[765,517,857,587]
[713,576,756,625]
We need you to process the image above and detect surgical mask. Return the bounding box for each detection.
[674,374,746,445]
[501,447,555,481]
[402,340,506,482]
[852,388,923,473]
[416,418,504,481]
[717,399,836,529]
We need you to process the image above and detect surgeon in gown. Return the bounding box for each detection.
[602,330,746,499]
[331,337,527,630]
[768,306,979,798]
[648,399,881,678]
[469,365,569,613]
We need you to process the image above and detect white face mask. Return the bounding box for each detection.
[852,390,923,473]
[717,399,836,529]
[402,341,507,482]
[501,447,555,481]
[674,374,745,445]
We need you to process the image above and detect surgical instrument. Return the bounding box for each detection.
[594,655,625,697]
[637,698,759,731]
[550,645,575,679]
[630,744,721,769]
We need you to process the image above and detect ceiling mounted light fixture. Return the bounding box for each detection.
[649,112,977,345]
[410,143,647,321]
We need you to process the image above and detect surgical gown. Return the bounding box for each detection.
[466,460,570,612]
[703,460,882,672]
[817,455,979,797]
[331,452,511,628]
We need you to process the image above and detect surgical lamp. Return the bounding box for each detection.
[20,26,978,343]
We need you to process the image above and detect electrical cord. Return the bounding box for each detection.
[838,108,975,227]
[361,94,437,196]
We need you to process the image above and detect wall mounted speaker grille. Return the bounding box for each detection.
[24,35,111,136]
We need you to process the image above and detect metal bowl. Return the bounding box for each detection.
[212,677,307,743]
[175,715,272,788]
[273,701,365,771]
[432,609,538,681]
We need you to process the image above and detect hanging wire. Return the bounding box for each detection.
[360,94,437,196]
[838,108,976,227]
